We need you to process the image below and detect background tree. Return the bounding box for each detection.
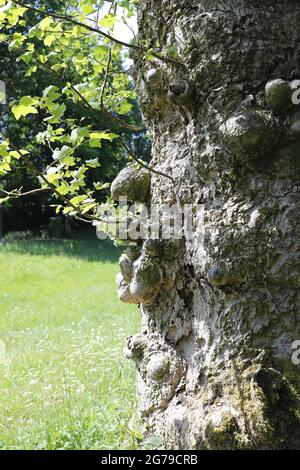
[1,0,300,450]
[0,0,149,234]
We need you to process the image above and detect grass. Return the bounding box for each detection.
[0,237,140,450]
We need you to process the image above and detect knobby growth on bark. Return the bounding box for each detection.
[115,0,300,449]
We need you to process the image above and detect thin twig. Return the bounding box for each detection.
[119,139,174,182]
[0,187,47,198]
[100,47,112,110]
[64,0,72,17]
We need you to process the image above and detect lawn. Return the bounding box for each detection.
[0,237,140,450]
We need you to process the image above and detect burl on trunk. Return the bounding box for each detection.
[114,0,300,449]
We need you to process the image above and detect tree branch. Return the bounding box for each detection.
[0,139,133,226]
[100,46,112,110]
[0,187,48,199]
[33,54,145,132]
[119,139,174,182]
[13,0,187,68]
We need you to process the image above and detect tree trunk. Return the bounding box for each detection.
[118,0,300,449]
[64,215,73,239]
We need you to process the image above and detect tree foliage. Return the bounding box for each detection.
[0,0,152,230]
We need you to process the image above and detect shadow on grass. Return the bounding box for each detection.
[0,238,123,263]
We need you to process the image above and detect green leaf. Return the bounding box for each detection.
[45,167,62,183]
[0,141,9,158]
[0,196,10,204]
[94,182,110,191]
[89,132,119,148]
[12,96,39,120]
[117,101,132,115]
[25,65,37,77]
[44,34,56,47]
[56,182,70,196]
[81,202,97,214]
[82,4,95,15]
[86,158,100,168]
[38,17,53,31]
[8,32,26,49]
[99,13,117,29]
[69,195,88,206]
[43,86,59,99]
[52,146,72,161]
[10,149,28,160]
[18,52,33,65]
[71,127,90,145]
[51,63,65,72]
[44,103,66,123]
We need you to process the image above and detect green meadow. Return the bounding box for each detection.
[0,238,140,450]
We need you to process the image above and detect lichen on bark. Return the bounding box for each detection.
[117,0,300,449]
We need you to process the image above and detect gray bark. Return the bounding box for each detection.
[117,0,300,449]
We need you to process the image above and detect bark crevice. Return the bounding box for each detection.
[118,0,300,449]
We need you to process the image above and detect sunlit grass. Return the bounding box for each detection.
[0,238,140,450]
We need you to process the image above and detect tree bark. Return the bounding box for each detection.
[118,0,300,449]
